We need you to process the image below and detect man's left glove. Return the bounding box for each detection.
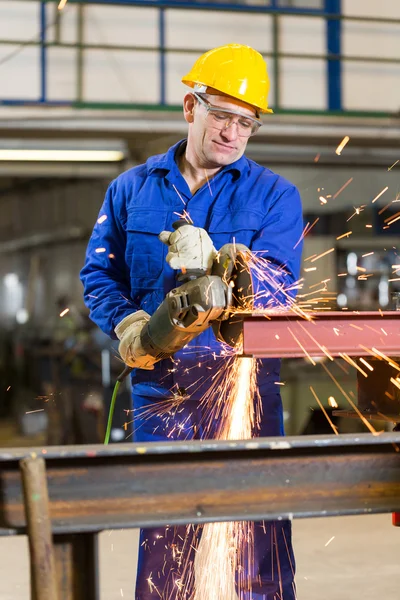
[115,310,156,370]
[159,224,217,273]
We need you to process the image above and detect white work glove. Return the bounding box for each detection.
[159,224,217,273]
[115,310,156,370]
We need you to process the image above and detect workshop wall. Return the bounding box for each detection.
[0,161,397,328]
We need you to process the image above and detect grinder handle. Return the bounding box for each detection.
[117,365,132,382]
[172,219,189,230]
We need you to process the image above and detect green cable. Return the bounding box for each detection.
[104,379,121,445]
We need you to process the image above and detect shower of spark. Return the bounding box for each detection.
[193,356,259,600]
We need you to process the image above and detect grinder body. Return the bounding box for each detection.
[139,241,252,362]
[140,274,229,360]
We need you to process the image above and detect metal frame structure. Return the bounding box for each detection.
[1,432,400,598]
[1,310,400,597]
[2,433,400,533]
[1,0,399,117]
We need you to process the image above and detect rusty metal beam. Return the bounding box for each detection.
[242,311,400,358]
[1,433,400,534]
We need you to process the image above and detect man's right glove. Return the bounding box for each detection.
[115,310,156,370]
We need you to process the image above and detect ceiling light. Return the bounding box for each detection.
[0,138,126,163]
[0,149,124,162]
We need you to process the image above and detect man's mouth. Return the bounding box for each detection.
[213,140,236,151]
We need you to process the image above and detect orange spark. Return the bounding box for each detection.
[333,177,353,199]
[325,536,335,547]
[287,327,316,365]
[294,217,319,249]
[172,184,186,206]
[362,252,374,257]
[390,377,400,391]
[95,247,106,253]
[193,357,259,599]
[59,308,69,317]
[335,136,350,155]
[359,357,374,371]
[97,215,107,224]
[388,159,399,171]
[336,231,352,240]
[339,353,368,378]
[322,363,378,434]
[386,214,400,227]
[298,322,334,360]
[310,248,335,263]
[328,396,338,408]
[371,186,389,203]
[203,169,213,197]
[58,0,68,9]
[314,153,320,162]
[309,387,338,434]
[378,201,393,215]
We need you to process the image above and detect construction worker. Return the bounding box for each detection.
[81,44,303,600]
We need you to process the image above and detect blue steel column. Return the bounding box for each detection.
[159,7,166,105]
[40,1,47,102]
[326,0,342,111]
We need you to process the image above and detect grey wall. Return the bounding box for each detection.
[0,177,109,327]
[0,160,398,329]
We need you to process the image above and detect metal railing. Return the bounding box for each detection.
[0,0,399,117]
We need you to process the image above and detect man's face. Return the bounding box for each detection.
[184,93,258,168]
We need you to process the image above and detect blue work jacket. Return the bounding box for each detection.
[80,140,303,433]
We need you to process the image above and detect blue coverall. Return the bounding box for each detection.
[81,140,303,599]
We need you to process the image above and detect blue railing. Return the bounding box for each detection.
[0,0,398,117]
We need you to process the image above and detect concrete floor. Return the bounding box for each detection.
[0,514,399,599]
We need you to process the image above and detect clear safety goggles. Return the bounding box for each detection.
[193,93,262,138]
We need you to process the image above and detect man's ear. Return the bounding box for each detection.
[183,93,196,124]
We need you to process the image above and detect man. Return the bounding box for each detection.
[81,44,303,599]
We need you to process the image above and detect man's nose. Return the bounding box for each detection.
[220,121,239,142]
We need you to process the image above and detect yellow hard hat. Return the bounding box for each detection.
[182,43,273,114]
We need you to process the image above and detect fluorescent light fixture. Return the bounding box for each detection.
[4,273,19,288]
[0,139,126,162]
[0,149,124,162]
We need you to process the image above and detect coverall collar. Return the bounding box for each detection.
[146,139,249,181]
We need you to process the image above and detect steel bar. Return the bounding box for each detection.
[242,311,400,358]
[1,39,399,66]
[20,456,59,600]
[0,433,399,534]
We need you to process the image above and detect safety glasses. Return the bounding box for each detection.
[193,93,262,138]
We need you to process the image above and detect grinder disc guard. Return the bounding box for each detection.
[211,243,253,348]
